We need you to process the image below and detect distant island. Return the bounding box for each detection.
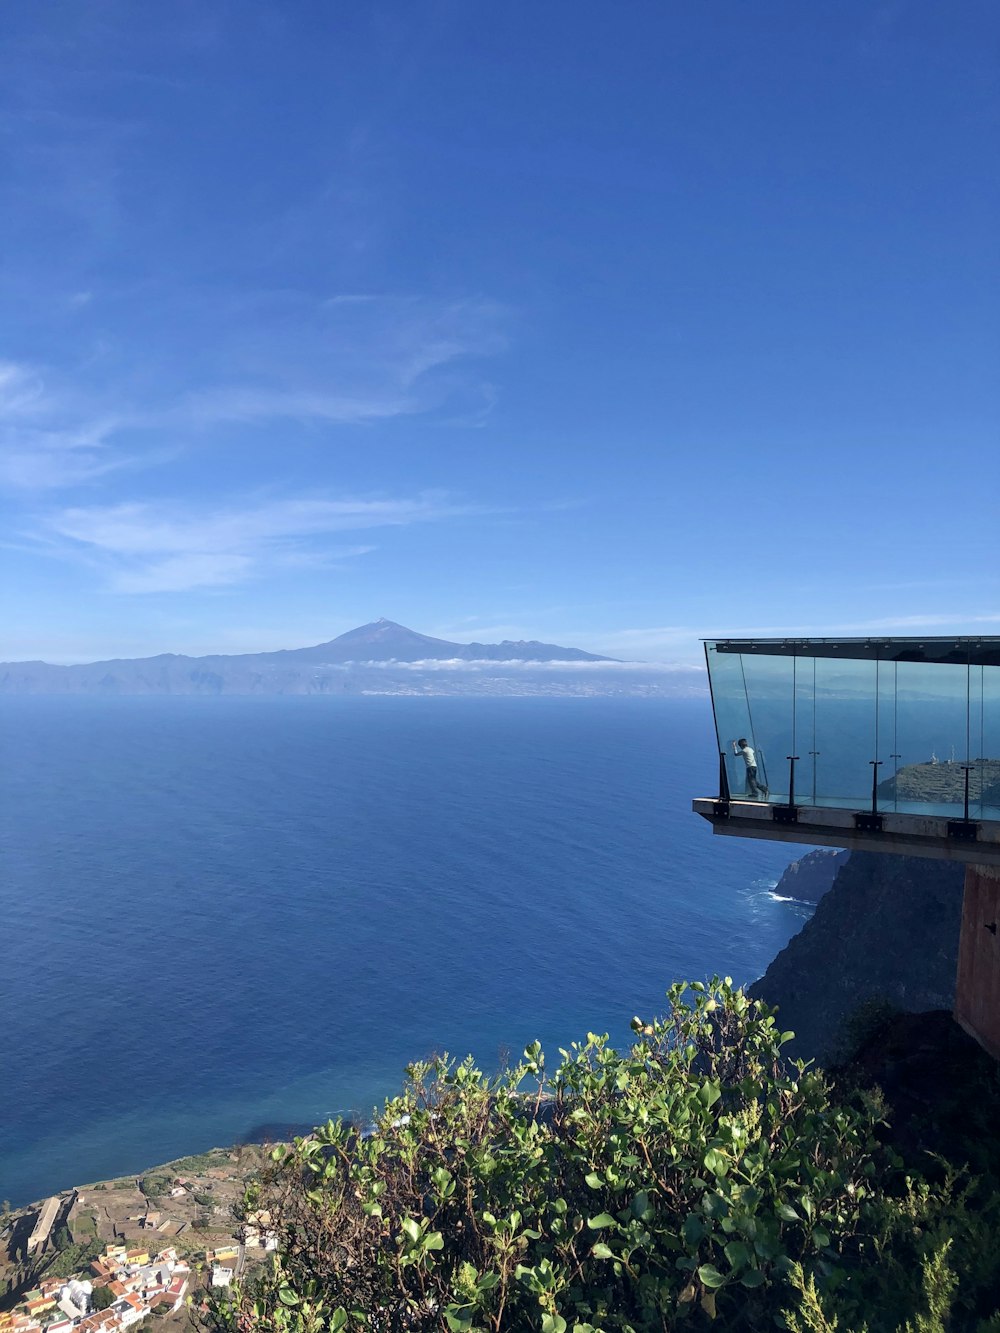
[0,619,698,698]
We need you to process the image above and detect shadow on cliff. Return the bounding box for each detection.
[750,852,965,1065]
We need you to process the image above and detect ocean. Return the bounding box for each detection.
[0,695,814,1208]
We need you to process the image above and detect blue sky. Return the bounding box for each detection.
[1,1,997,665]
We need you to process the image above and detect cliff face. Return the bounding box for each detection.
[750,852,965,1063]
[771,849,848,903]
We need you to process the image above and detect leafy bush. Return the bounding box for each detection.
[52,1223,73,1251]
[43,1237,104,1280]
[215,979,890,1332]
[141,1174,174,1198]
[171,1151,229,1173]
[834,996,898,1066]
[213,981,1000,1332]
[92,1286,116,1311]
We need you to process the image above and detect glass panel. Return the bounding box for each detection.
[874,657,897,810]
[981,663,1000,822]
[796,655,819,803]
[812,655,878,808]
[735,652,796,802]
[890,660,971,817]
[705,644,1000,820]
[969,665,984,819]
[705,644,754,799]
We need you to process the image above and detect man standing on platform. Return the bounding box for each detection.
[733,738,768,799]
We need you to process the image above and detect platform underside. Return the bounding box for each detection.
[692,798,1000,867]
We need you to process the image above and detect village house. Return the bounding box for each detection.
[2,1241,193,1333]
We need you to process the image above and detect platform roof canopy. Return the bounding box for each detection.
[695,636,1000,865]
[710,637,1000,668]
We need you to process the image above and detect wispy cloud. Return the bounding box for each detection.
[0,359,127,490]
[34,491,487,593]
[180,386,411,428]
[0,293,509,492]
[173,293,507,430]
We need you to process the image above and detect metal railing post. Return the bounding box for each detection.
[869,760,883,815]
[786,755,799,807]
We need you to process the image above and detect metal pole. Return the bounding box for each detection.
[869,760,883,816]
[787,755,799,807]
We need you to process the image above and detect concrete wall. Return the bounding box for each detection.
[955,863,1000,1059]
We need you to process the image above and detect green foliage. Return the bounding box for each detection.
[92,1285,116,1311]
[214,979,887,1332]
[193,1191,216,1207]
[210,980,1000,1333]
[170,1150,230,1174]
[43,1237,104,1279]
[834,995,898,1066]
[141,1174,174,1198]
[52,1223,73,1252]
[784,1238,973,1333]
[780,1164,1000,1333]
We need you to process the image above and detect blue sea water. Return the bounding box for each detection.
[0,696,814,1207]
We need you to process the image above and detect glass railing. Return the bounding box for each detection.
[705,639,1000,821]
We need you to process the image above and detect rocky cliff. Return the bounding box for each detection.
[771,849,848,903]
[877,757,1000,808]
[750,852,965,1063]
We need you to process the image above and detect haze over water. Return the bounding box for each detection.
[1,696,813,1207]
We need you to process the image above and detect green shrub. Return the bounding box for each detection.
[193,1192,215,1207]
[212,981,1000,1333]
[43,1237,104,1280]
[171,1151,229,1174]
[834,996,898,1065]
[215,979,888,1332]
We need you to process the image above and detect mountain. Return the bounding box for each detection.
[0,620,697,698]
[262,618,615,664]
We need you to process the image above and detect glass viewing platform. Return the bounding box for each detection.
[693,636,1000,866]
